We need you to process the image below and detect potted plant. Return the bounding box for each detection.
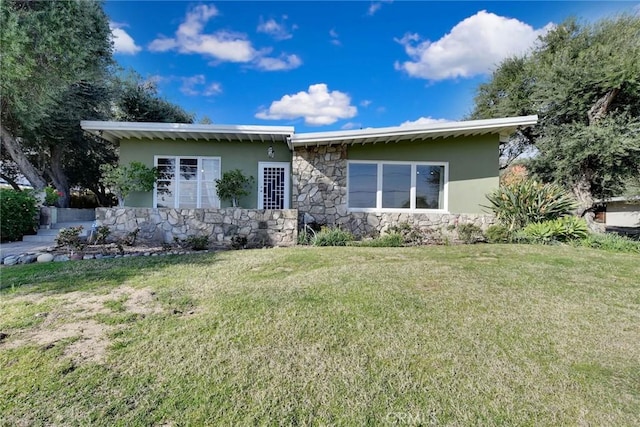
[215,169,255,208]
[40,187,63,228]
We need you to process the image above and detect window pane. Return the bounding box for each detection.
[156,180,175,208]
[179,181,197,208]
[416,165,444,209]
[382,164,411,208]
[349,163,377,208]
[200,158,220,208]
[179,158,197,181]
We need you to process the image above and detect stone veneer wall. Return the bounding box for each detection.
[292,145,496,236]
[96,208,298,247]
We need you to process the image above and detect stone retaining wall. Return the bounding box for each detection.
[96,208,298,247]
[334,212,496,237]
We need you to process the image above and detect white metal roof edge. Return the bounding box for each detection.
[80,121,295,136]
[289,115,538,145]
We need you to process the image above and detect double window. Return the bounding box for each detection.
[154,156,221,208]
[348,161,447,211]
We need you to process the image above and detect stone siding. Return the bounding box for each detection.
[336,212,496,237]
[292,145,348,226]
[96,208,298,247]
[292,146,496,236]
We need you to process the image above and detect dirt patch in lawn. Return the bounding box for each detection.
[2,286,161,363]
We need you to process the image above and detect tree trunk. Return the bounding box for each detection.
[0,172,22,191]
[588,88,619,125]
[572,173,604,233]
[0,124,47,190]
[48,144,71,207]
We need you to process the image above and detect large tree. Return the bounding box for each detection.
[0,0,114,197]
[471,15,640,229]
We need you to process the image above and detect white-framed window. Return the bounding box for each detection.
[154,156,221,208]
[347,160,448,212]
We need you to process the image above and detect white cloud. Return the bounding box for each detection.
[400,117,450,127]
[110,22,141,55]
[257,16,295,40]
[180,75,222,96]
[255,54,302,71]
[360,100,373,107]
[329,28,341,46]
[367,1,392,16]
[341,122,362,130]
[149,4,301,70]
[256,83,357,126]
[395,10,553,80]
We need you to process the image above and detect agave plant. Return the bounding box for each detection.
[485,180,576,230]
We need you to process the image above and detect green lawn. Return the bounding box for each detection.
[1,245,639,426]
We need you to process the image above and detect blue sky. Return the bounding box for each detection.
[106,1,639,132]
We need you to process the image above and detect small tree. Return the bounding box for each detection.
[99,161,157,207]
[215,169,254,208]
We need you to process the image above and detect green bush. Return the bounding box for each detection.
[184,235,210,251]
[485,224,512,243]
[456,224,485,244]
[485,180,576,230]
[313,226,353,246]
[0,189,38,242]
[353,233,404,247]
[521,216,589,244]
[55,226,85,252]
[215,169,254,208]
[573,233,640,253]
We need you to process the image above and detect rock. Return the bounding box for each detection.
[19,254,37,264]
[53,255,69,262]
[3,256,18,266]
[82,255,94,260]
[37,253,54,263]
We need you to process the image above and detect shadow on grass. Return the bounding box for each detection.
[0,252,218,295]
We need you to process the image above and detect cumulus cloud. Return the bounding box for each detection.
[360,100,373,107]
[149,4,301,70]
[400,117,450,127]
[395,10,553,80]
[256,83,357,126]
[110,22,141,55]
[257,16,296,40]
[180,75,222,96]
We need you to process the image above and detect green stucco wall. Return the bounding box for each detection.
[347,134,499,214]
[119,139,292,208]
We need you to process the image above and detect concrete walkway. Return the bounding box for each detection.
[1,240,53,259]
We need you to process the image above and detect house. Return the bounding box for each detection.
[600,196,640,230]
[81,115,538,246]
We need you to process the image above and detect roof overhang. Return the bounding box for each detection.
[289,115,538,147]
[81,121,295,150]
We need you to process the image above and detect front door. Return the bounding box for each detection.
[258,162,290,209]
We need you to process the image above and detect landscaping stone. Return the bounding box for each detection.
[53,255,69,262]
[19,254,37,264]
[3,256,18,266]
[37,253,55,263]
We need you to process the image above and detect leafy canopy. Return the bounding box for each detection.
[472,15,640,209]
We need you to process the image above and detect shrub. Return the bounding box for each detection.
[184,235,210,251]
[122,228,140,246]
[43,186,63,206]
[387,222,445,246]
[93,225,111,245]
[100,161,158,207]
[0,189,38,242]
[215,169,255,208]
[485,224,512,243]
[573,233,640,253]
[485,180,576,230]
[456,224,485,244]
[313,227,353,246]
[521,216,589,244]
[55,226,85,253]
[231,235,248,250]
[353,233,404,247]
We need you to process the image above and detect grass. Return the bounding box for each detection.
[1,245,639,425]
